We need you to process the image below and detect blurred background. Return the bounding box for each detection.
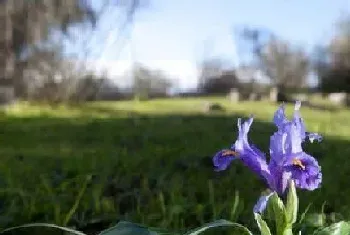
[1,0,350,104]
[0,0,350,234]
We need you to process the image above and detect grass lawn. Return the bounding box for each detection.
[0,98,350,234]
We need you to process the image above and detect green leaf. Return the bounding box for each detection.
[328,213,345,224]
[183,219,253,235]
[313,221,350,235]
[305,213,326,227]
[285,180,299,225]
[98,221,159,235]
[254,213,272,235]
[269,193,288,235]
[283,228,294,235]
[0,223,87,235]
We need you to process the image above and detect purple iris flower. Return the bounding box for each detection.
[212,101,322,214]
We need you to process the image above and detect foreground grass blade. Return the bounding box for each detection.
[0,223,87,235]
[183,219,253,235]
[98,221,159,235]
[63,175,92,226]
[254,213,272,235]
[313,221,350,235]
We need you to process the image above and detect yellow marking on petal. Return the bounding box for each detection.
[222,150,240,157]
[292,158,305,170]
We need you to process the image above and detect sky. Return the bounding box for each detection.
[65,0,350,90]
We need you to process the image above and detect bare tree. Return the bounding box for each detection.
[132,63,172,100]
[196,58,239,94]
[260,38,309,89]
[198,58,227,91]
[0,0,143,103]
[0,0,96,103]
[314,15,350,94]
[194,37,215,92]
[239,27,310,90]
[0,0,15,103]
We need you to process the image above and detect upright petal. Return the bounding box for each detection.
[269,123,303,165]
[235,117,253,150]
[270,108,303,161]
[274,101,310,144]
[269,101,322,194]
[270,131,287,162]
[235,117,254,153]
[273,103,289,130]
[285,123,303,154]
[292,101,306,141]
[293,101,323,144]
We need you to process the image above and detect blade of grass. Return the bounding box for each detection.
[208,180,216,220]
[40,175,61,224]
[230,190,240,221]
[63,175,92,226]
[0,223,87,235]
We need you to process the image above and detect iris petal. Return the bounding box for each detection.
[253,192,273,214]
[234,118,274,189]
[273,103,289,129]
[306,132,323,143]
[212,149,238,171]
[293,101,307,141]
[212,100,322,215]
[284,152,322,190]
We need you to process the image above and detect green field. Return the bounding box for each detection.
[1,98,350,234]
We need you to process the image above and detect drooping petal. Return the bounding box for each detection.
[283,152,322,190]
[234,117,274,188]
[253,192,273,214]
[212,149,238,171]
[250,143,267,160]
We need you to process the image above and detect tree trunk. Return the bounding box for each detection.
[276,84,289,102]
[0,0,15,104]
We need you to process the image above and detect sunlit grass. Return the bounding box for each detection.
[1,97,350,234]
[5,98,350,140]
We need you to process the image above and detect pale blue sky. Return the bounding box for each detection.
[66,0,350,90]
